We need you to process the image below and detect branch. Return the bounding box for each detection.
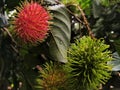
[77,5,95,39]
[1,27,19,53]
[1,27,17,45]
[65,6,85,25]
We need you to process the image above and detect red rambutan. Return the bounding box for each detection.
[14,1,50,43]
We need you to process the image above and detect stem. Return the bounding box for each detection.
[77,5,95,39]
[1,27,19,54]
[1,27,17,45]
[65,7,85,25]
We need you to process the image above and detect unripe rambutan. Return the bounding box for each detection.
[14,1,50,43]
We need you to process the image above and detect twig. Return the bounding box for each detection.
[2,27,17,45]
[1,27,19,53]
[65,7,85,25]
[10,44,19,54]
[77,5,95,39]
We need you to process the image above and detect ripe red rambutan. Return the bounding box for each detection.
[14,2,50,43]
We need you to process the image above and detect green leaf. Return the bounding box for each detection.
[49,4,71,63]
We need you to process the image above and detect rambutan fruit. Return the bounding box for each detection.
[14,1,50,43]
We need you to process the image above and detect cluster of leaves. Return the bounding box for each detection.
[91,1,120,55]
